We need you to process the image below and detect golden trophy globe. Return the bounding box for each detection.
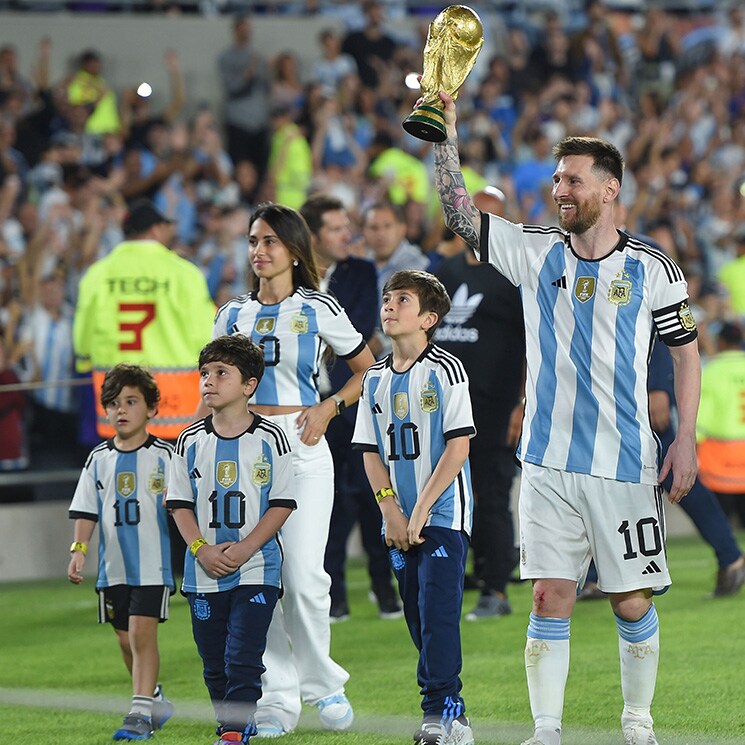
[403,5,484,143]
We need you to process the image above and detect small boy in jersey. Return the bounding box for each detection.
[352,270,476,745]
[167,335,296,745]
[68,364,175,741]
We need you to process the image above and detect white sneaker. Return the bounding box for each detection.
[520,739,547,745]
[446,716,475,745]
[623,723,658,745]
[254,716,288,738]
[317,693,353,730]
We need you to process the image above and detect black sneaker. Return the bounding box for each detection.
[330,599,350,623]
[113,714,153,741]
[370,583,403,619]
[413,721,447,745]
[712,560,745,597]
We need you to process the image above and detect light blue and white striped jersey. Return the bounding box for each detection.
[69,436,174,590]
[167,414,296,594]
[352,344,476,536]
[480,216,698,485]
[213,288,366,407]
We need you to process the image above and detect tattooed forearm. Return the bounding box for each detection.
[434,136,481,251]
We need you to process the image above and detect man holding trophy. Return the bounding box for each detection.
[414,6,701,745]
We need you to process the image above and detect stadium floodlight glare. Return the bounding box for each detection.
[405,72,421,90]
[137,82,153,98]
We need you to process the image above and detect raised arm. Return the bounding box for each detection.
[433,91,481,252]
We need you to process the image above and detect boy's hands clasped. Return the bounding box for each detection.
[194,541,241,578]
[384,505,427,552]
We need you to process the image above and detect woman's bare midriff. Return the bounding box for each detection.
[250,404,307,416]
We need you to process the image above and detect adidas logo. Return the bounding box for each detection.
[551,276,567,289]
[95,480,104,490]
[372,403,383,415]
[249,592,267,604]
[444,284,484,325]
[641,561,662,575]
[431,546,449,558]
[190,467,201,479]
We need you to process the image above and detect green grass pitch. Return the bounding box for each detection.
[1,533,744,744]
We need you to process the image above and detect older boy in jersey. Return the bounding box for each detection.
[433,92,700,745]
[167,335,296,745]
[68,364,175,741]
[353,270,476,745]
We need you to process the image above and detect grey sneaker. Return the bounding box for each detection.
[112,714,153,740]
[446,716,474,745]
[712,560,745,597]
[623,723,658,744]
[414,721,447,745]
[519,738,547,745]
[465,592,511,620]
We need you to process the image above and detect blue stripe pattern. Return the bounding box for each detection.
[614,256,645,480]
[427,371,454,524]
[527,613,571,640]
[95,460,108,586]
[156,455,173,588]
[297,302,318,406]
[214,436,241,592]
[528,242,565,461]
[566,261,600,473]
[251,304,281,405]
[615,604,658,643]
[115,450,140,585]
[389,371,417,517]
[257,439,280,586]
[440,695,465,728]
[184,442,199,591]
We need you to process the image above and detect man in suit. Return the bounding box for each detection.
[300,194,402,621]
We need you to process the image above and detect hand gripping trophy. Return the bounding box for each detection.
[403,5,484,143]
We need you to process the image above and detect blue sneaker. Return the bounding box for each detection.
[254,716,288,738]
[152,685,174,730]
[112,714,153,740]
[317,693,353,731]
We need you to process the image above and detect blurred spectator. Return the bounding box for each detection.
[341,0,397,90]
[269,51,305,122]
[312,27,358,92]
[217,13,270,178]
[266,103,312,209]
[66,49,121,135]
[719,229,745,316]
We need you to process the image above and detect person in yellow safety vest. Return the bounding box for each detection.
[697,320,745,525]
[73,199,215,440]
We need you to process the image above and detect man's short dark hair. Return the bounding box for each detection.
[199,335,265,385]
[383,270,451,340]
[300,193,345,237]
[553,136,624,185]
[122,199,173,238]
[101,364,160,409]
[718,321,743,348]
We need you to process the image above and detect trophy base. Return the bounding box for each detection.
[402,105,447,143]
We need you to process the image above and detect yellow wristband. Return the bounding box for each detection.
[375,487,396,504]
[70,541,88,555]
[190,537,208,556]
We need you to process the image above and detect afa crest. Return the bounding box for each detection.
[393,392,409,420]
[420,382,439,413]
[608,271,632,306]
[147,466,165,496]
[252,454,272,487]
[290,313,309,334]
[117,472,136,498]
[678,301,697,332]
[255,317,276,336]
[574,276,596,303]
[217,461,237,488]
[193,597,211,621]
[105,598,115,620]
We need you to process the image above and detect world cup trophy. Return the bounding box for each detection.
[402,5,484,143]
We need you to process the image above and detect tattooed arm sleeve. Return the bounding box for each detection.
[433,135,482,254]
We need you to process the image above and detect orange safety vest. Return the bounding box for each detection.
[697,439,745,495]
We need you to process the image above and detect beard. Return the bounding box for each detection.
[558,198,602,234]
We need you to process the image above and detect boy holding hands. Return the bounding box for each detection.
[352,270,476,745]
[167,335,296,745]
[68,364,175,741]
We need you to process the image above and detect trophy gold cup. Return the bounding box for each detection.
[402,5,484,143]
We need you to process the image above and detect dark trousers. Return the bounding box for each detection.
[188,585,279,731]
[225,124,269,180]
[324,415,393,604]
[470,444,517,594]
[392,526,468,719]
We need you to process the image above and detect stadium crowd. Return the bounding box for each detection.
[1,0,745,515]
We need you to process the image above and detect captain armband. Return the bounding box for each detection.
[375,487,396,504]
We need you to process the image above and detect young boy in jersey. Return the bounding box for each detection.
[68,364,175,741]
[352,270,476,745]
[167,335,296,745]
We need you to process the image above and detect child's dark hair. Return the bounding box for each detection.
[382,270,451,340]
[199,334,265,384]
[100,364,160,409]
